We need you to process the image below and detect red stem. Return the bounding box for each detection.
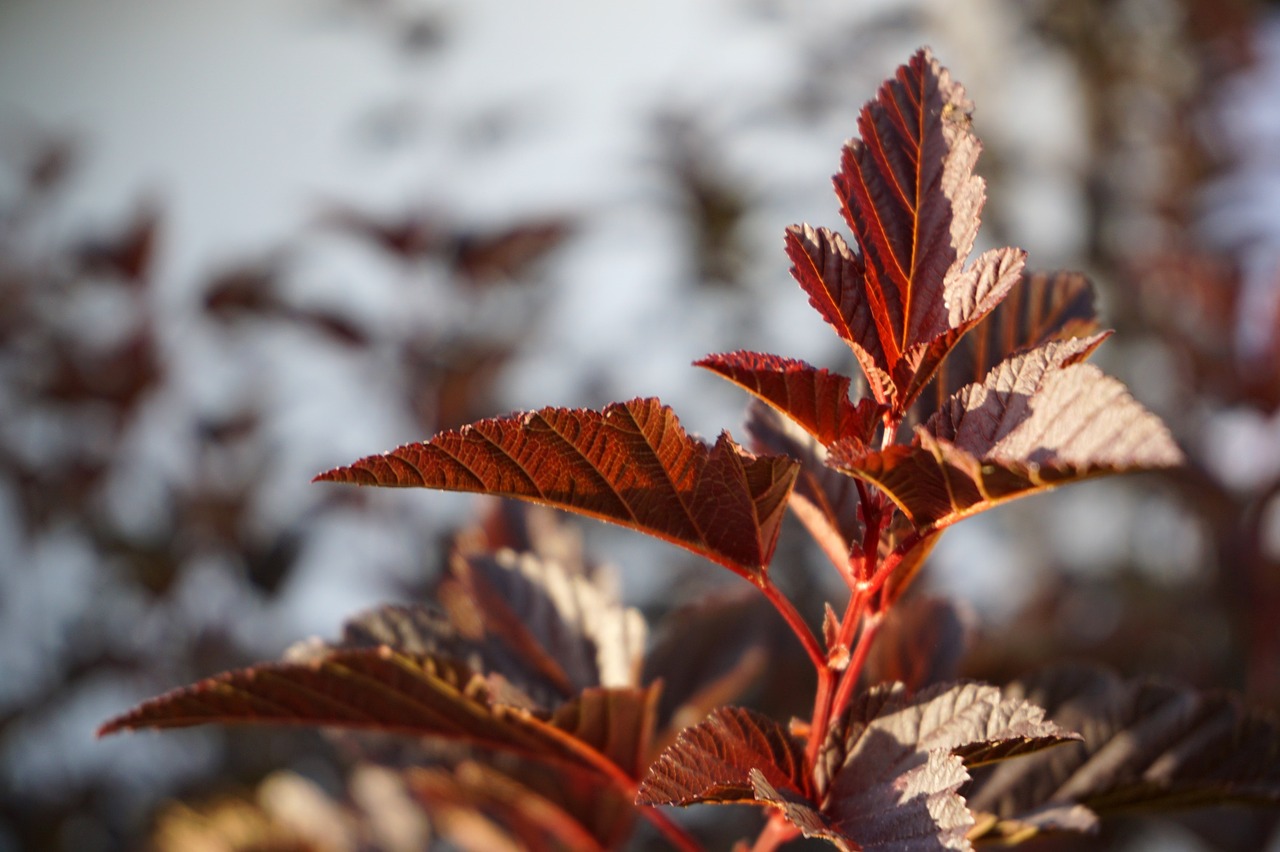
[829,610,883,724]
[759,576,824,673]
[751,812,801,852]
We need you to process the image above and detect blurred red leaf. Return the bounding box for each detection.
[863,596,974,696]
[451,219,572,285]
[968,665,1280,841]
[75,200,160,284]
[314,398,799,581]
[99,647,661,786]
[408,761,610,852]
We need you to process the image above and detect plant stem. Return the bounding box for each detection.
[830,609,883,724]
[751,812,800,852]
[805,664,837,766]
[759,576,824,673]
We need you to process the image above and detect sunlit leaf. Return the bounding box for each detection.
[799,681,1075,851]
[636,706,810,807]
[831,342,1182,530]
[819,682,1078,782]
[914,270,1101,420]
[314,398,799,580]
[788,48,1026,414]
[697,351,881,448]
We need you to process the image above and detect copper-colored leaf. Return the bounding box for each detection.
[786,223,892,403]
[967,665,1280,839]
[915,270,1100,420]
[99,647,665,794]
[314,398,799,580]
[551,686,661,779]
[636,706,810,806]
[697,350,881,447]
[788,48,1026,413]
[805,681,1075,851]
[745,402,863,571]
[831,342,1182,530]
[98,648,545,746]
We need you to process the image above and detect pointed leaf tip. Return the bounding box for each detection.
[833,342,1182,529]
[696,350,882,447]
[790,46,1024,415]
[314,398,799,580]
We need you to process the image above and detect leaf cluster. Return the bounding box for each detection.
[100,49,1279,850]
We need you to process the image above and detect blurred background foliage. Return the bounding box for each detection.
[1,0,1279,849]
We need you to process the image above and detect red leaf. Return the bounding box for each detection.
[551,686,661,779]
[801,681,1076,851]
[789,48,1025,414]
[697,350,882,447]
[99,647,664,791]
[967,665,1280,839]
[786,224,892,403]
[314,398,799,581]
[831,342,1182,530]
[914,269,1101,418]
[745,402,864,570]
[636,706,810,807]
[408,762,610,852]
[98,648,543,746]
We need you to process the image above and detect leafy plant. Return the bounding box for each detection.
[100,48,1280,850]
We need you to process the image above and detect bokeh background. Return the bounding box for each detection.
[2,0,1279,849]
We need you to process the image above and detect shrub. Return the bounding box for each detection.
[101,48,1280,851]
